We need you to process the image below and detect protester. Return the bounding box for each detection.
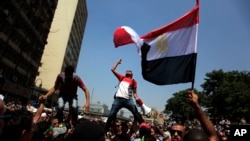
[184,90,219,141]
[32,99,51,141]
[39,65,90,126]
[0,107,34,141]
[104,59,146,133]
[170,123,186,141]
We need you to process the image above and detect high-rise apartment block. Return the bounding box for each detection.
[0,0,58,103]
[0,0,88,103]
[37,0,88,90]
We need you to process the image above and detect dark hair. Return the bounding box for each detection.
[68,120,105,141]
[32,121,51,141]
[183,128,209,141]
[0,108,33,140]
[65,65,75,73]
[142,134,157,141]
[139,126,151,138]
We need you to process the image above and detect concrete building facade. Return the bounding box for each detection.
[0,0,88,104]
[36,0,88,91]
[0,0,58,103]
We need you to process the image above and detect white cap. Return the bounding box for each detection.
[0,94,4,100]
[41,112,47,117]
[164,131,171,137]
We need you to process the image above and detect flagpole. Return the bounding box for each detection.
[196,0,199,5]
[191,53,197,90]
[191,0,199,90]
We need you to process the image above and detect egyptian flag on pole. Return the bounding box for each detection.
[113,0,199,85]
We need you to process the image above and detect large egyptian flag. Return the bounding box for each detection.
[113,0,199,85]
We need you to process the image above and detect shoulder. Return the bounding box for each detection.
[73,74,83,83]
[73,73,81,79]
[132,79,137,84]
[118,74,125,80]
[56,73,64,81]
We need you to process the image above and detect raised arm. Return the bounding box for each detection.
[187,90,219,141]
[33,99,45,124]
[111,59,122,77]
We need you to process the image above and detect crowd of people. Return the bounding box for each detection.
[0,62,248,141]
[0,90,237,141]
[0,89,237,141]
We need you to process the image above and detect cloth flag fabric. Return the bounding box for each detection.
[113,1,199,85]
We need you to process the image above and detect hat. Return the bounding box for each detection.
[139,122,150,129]
[164,131,171,137]
[0,94,4,100]
[41,112,47,117]
[68,120,105,141]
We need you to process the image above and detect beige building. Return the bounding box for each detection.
[36,0,88,91]
[0,0,58,103]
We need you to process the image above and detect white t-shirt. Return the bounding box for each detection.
[115,74,137,99]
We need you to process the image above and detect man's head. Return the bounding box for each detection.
[40,112,47,121]
[67,120,105,141]
[170,123,185,141]
[65,65,75,73]
[183,128,209,141]
[1,109,34,141]
[51,117,59,128]
[64,65,75,80]
[113,120,122,135]
[125,70,133,78]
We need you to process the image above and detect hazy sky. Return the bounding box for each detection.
[75,0,250,116]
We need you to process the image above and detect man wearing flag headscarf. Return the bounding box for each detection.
[104,59,149,133]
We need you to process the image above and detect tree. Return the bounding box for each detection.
[164,89,207,123]
[201,69,250,122]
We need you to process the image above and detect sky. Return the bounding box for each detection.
[75,0,250,116]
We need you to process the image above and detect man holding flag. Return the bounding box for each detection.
[113,0,199,87]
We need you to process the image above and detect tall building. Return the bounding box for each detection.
[0,0,58,103]
[36,0,88,91]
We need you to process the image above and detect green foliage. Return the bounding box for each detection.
[201,69,250,122]
[164,89,207,123]
[164,70,250,123]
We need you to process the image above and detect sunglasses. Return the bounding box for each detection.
[125,73,132,77]
[170,130,183,136]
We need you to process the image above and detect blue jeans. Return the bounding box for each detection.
[57,95,78,125]
[104,97,144,131]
